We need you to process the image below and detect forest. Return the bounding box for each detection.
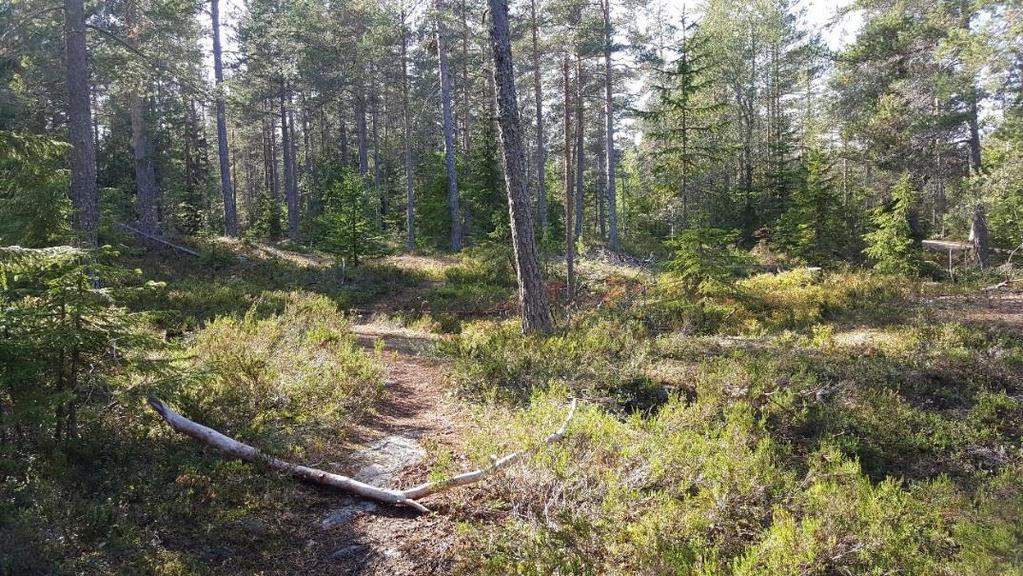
[1,0,1022,573]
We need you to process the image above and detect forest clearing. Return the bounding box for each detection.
[2,0,1023,573]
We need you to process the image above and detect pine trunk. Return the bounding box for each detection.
[401,7,416,250]
[530,0,548,233]
[563,55,575,304]
[212,0,238,237]
[280,90,299,242]
[574,56,585,238]
[64,0,98,247]
[436,0,462,251]
[601,0,618,250]
[488,0,553,334]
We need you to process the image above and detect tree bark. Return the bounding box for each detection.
[563,55,575,305]
[600,0,618,250]
[574,55,585,238]
[338,99,349,167]
[529,0,548,233]
[966,86,989,267]
[211,0,238,237]
[488,0,553,334]
[401,6,416,250]
[280,89,299,242]
[129,93,160,238]
[125,1,159,240]
[436,0,462,251]
[356,86,369,177]
[64,0,98,247]
[267,107,282,240]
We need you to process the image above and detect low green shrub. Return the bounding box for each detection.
[450,316,657,409]
[179,292,383,453]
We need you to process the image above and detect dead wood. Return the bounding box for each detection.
[148,397,577,513]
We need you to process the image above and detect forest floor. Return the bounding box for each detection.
[7,237,1021,575]
[322,321,465,575]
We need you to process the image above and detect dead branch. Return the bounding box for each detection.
[117,223,202,257]
[148,397,577,512]
[402,398,577,499]
[148,398,429,512]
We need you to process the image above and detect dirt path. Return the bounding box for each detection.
[314,322,471,575]
[927,285,1023,332]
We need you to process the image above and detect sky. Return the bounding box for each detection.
[204,0,865,76]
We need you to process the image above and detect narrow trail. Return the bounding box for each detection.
[316,322,470,575]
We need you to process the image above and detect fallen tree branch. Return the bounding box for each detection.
[148,398,429,512]
[148,397,577,512]
[402,398,577,499]
[117,223,202,257]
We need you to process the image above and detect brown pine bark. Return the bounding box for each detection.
[280,88,299,242]
[574,55,585,237]
[488,0,553,334]
[64,0,98,247]
[125,0,159,239]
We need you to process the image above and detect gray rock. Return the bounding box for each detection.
[322,499,379,529]
[331,544,371,561]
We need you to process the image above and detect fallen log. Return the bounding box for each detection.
[117,223,202,257]
[148,399,429,511]
[148,397,577,513]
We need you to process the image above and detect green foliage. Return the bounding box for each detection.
[456,314,1023,575]
[451,316,657,409]
[0,246,158,443]
[179,292,383,452]
[0,131,71,247]
[774,147,845,264]
[315,166,383,266]
[665,228,752,296]
[863,175,922,275]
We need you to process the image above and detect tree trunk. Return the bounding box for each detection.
[64,0,98,247]
[460,0,472,153]
[124,1,159,240]
[965,86,989,267]
[356,87,369,177]
[211,0,238,237]
[267,108,282,240]
[574,55,585,238]
[372,79,384,227]
[129,94,160,238]
[597,103,607,239]
[563,55,575,304]
[530,0,548,233]
[280,89,299,242]
[401,6,416,251]
[601,0,618,250]
[488,0,553,334]
[288,105,299,236]
[338,99,349,166]
[436,0,462,251]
